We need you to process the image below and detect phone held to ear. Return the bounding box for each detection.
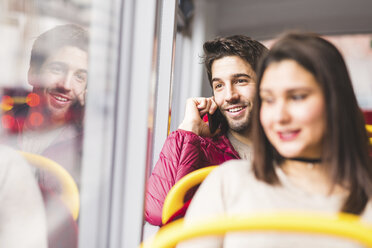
[207,109,225,134]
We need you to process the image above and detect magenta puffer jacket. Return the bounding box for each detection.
[145,129,239,226]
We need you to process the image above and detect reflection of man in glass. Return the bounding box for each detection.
[4,24,88,188]
[1,24,88,248]
[28,24,88,128]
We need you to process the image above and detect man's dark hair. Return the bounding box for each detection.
[30,24,89,72]
[251,32,372,215]
[203,35,268,86]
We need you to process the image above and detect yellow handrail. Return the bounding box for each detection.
[162,166,217,224]
[19,151,80,220]
[367,125,372,145]
[366,124,372,133]
[142,212,372,248]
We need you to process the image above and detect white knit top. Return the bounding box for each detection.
[178,159,372,248]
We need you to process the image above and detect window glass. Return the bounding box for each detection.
[0,1,91,247]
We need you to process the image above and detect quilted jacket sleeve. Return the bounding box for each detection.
[145,130,203,226]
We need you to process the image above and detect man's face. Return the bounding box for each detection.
[29,46,88,122]
[211,56,256,134]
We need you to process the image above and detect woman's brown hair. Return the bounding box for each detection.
[251,32,372,214]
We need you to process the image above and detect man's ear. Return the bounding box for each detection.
[28,68,36,87]
[28,67,39,87]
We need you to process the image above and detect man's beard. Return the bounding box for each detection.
[34,88,84,126]
[225,114,252,133]
[221,100,253,134]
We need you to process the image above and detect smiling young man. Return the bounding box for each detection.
[145,35,268,226]
[3,24,88,185]
[0,24,88,248]
[27,24,88,128]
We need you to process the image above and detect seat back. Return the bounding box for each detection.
[367,124,372,144]
[19,151,80,220]
[142,212,372,248]
[162,166,217,225]
[367,125,372,133]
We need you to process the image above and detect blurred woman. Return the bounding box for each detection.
[178,32,372,248]
[0,145,47,248]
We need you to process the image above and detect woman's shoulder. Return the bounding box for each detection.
[0,145,25,168]
[361,200,372,223]
[219,159,253,171]
[0,145,31,177]
[208,159,255,183]
[0,144,18,156]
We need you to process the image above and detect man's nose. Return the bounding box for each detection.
[225,85,239,103]
[58,72,73,90]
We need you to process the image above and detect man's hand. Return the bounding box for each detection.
[178,97,219,137]
[77,89,87,106]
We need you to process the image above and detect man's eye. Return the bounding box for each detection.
[214,83,223,89]
[47,65,64,74]
[235,79,248,84]
[75,73,87,82]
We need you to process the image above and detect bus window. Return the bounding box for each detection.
[1,0,161,247]
[0,1,92,247]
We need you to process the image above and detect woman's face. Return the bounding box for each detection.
[259,60,326,159]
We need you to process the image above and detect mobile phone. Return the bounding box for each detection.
[207,108,226,134]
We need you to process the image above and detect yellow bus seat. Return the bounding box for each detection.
[162,166,217,225]
[366,125,372,144]
[19,151,80,221]
[142,212,372,248]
